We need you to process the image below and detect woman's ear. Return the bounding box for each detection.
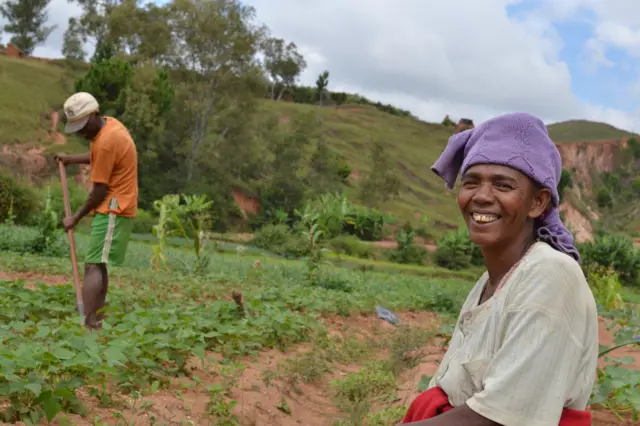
[528,187,552,219]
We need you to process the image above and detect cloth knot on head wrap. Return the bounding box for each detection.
[431,112,580,262]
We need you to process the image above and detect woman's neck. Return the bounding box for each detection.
[481,233,536,288]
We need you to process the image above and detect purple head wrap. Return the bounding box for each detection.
[431,112,580,262]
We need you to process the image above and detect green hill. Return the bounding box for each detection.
[0,56,88,145]
[1,55,637,238]
[546,119,637,143]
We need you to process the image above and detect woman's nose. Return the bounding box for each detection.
[471,183,494,203]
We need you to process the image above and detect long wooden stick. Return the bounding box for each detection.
[58,161,85,317]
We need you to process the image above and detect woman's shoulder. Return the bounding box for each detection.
[521,241,585,280]
[507,242,595,311]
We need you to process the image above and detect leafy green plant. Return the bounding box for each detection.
[170,194,214,275]
[299,193,391,242]
[589,319,640,422]
[328,235,374,259]
[150,194,214,274]
[46,179,88,230]
[132,208,156,234]
[298,206,325,283]
[587,267,625,311]
[434,227,483,270]
[251,224,309,258]
[150,195,175,271]
[0,173,39,225]
[366,405,408,426]
[27,187,64,257]
[330,361,396,410]
[3,195,16,226]
[387,224,427,265]
[580,233,640,287]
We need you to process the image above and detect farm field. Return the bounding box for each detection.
[0,225,638,426]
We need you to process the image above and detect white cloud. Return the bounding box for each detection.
[3,0,640,132]
[247,0,588,125]
[541,0,640,64]
[246,0,640,131]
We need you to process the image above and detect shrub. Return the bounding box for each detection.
[45,179,88,228]
[343,205,389,241]
[586,267,624,311]
[387,225,427,265]
[27,188,66,257]
[328,235,374,259]
[579,233,640,287]
[434,227,483,270]
[132,208,156,234]
[0,173,39,225]
[251,224,309,258]
[299,193,390,241]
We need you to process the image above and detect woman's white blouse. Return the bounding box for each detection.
[428,241,599,426]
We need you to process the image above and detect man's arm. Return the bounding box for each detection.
[63,183,108,230]
[401,405,501,426]
[55,152,90,165]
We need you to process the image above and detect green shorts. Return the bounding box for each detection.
[85,213,133,266]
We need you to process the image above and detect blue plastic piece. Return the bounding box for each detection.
[376,305,398,325]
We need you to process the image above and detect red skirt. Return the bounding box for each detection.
[402,387,591,425]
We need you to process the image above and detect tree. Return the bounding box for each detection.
[309,137,344,193]
[0,0,56,55]
[168,0,264,181]
[316,70,329,105]
[257,111,315,225]
[69,0,118,46]
[74,55,132,116]
[121,61,176,204]
[359,141,401,208]
[106,0,174,62]
[262,37,306,100]
[62,17,85,61]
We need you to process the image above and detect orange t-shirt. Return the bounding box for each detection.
[90,117,138,218]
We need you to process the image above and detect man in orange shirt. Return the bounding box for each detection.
[54,92,138,330]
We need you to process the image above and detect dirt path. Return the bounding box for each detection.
[0,270,69,287]
[370,240,437,252]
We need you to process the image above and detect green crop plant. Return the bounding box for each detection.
[150,194,176,271]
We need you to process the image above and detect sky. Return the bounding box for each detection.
[3,0,640,131]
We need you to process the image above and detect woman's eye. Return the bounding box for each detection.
[495,182,514,190]
[462,181,477,188]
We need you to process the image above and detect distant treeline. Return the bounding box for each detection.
[269,83,415,118]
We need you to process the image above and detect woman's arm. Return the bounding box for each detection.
[401,404,501,426]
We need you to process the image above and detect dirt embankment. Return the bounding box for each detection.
[556,139,626,195]
[555,138,628,243]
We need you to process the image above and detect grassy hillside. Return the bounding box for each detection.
[261,101,462,232]
[547,119,637,143]
[1,55,637,237]
[0,56,88,145]
[0,56,466,235]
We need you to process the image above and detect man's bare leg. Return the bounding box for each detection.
[83,263,108,330]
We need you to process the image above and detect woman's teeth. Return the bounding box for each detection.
[472,213,499,223]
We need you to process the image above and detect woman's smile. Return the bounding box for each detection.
[470,212,501,224]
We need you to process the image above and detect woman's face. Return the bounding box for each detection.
[457,164,551,249]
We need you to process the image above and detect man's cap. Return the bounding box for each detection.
[63,92,100,133]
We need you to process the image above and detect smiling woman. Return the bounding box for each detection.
[401,113,599,426]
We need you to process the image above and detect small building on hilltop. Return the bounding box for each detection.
[2,43,24,58]
[455,118,474,133]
